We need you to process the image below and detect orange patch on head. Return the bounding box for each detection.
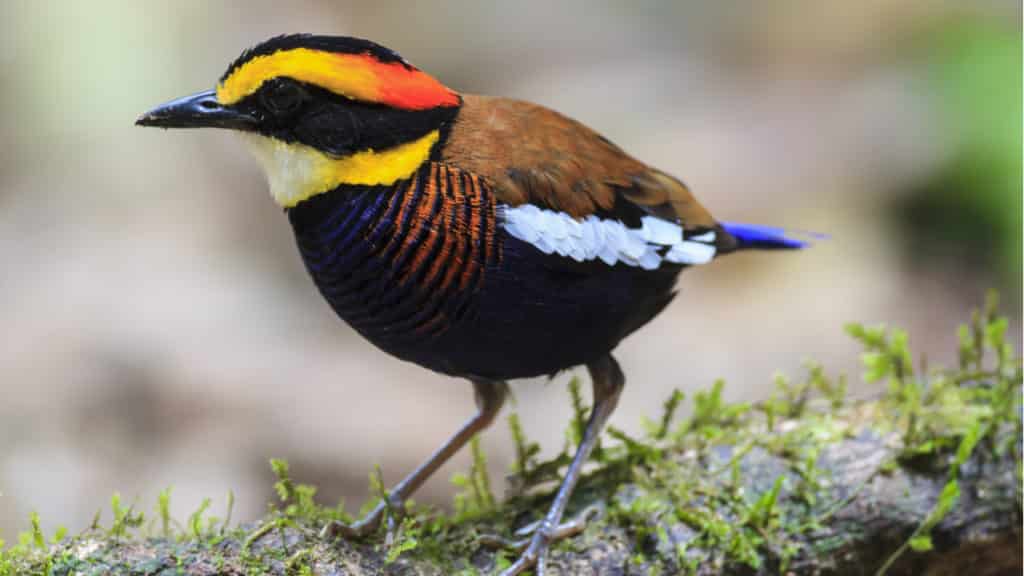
[218,48,458,110]
[357,54,460,110]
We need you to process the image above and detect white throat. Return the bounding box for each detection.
[238,133,323,208]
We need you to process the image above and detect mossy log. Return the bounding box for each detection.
[18,406,1021,576]
[4,306,1021,576]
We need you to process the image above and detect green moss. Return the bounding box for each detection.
[450,435,497,523]
[507,412,541,480]
[1,294,1019,575]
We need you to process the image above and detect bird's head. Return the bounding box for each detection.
[137,34,461,207]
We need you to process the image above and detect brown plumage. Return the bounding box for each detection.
[444,94,718,229]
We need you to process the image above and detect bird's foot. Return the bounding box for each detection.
[319,496,406,546]
[481,505,600,576]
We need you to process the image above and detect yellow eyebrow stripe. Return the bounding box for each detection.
[218,48,378,105]
[217,48,458,110]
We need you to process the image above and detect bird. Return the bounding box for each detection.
[137,34,809,575]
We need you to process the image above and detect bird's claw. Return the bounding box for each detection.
[482,505,600,575]
[498,524,551,576]
[318,496,406,544]
[319,513,379,541]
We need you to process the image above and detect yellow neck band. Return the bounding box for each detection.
[240,130,439,208]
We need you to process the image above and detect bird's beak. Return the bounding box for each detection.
[135,89,258,130]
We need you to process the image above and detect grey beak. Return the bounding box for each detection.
[136,89,258,130]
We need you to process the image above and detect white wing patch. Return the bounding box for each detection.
[501,204,716,270]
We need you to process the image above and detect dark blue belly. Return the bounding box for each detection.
[287,173,681,380]
[437,235,681,379]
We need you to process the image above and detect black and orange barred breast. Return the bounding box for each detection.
[288,162,681,380]
[288,163,498,364]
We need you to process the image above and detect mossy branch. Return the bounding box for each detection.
[1,295,1020,576]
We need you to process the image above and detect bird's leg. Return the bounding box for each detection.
[500,355,625,576]
[321,379,507,542]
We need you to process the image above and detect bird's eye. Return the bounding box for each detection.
[261,79,305,115]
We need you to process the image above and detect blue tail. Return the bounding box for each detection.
[719,221,820,250]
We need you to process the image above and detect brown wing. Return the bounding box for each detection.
[441,94,717,230]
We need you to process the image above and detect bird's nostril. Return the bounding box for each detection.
[198,99,219,110]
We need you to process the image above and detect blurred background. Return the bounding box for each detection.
[0,1,1020,539]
